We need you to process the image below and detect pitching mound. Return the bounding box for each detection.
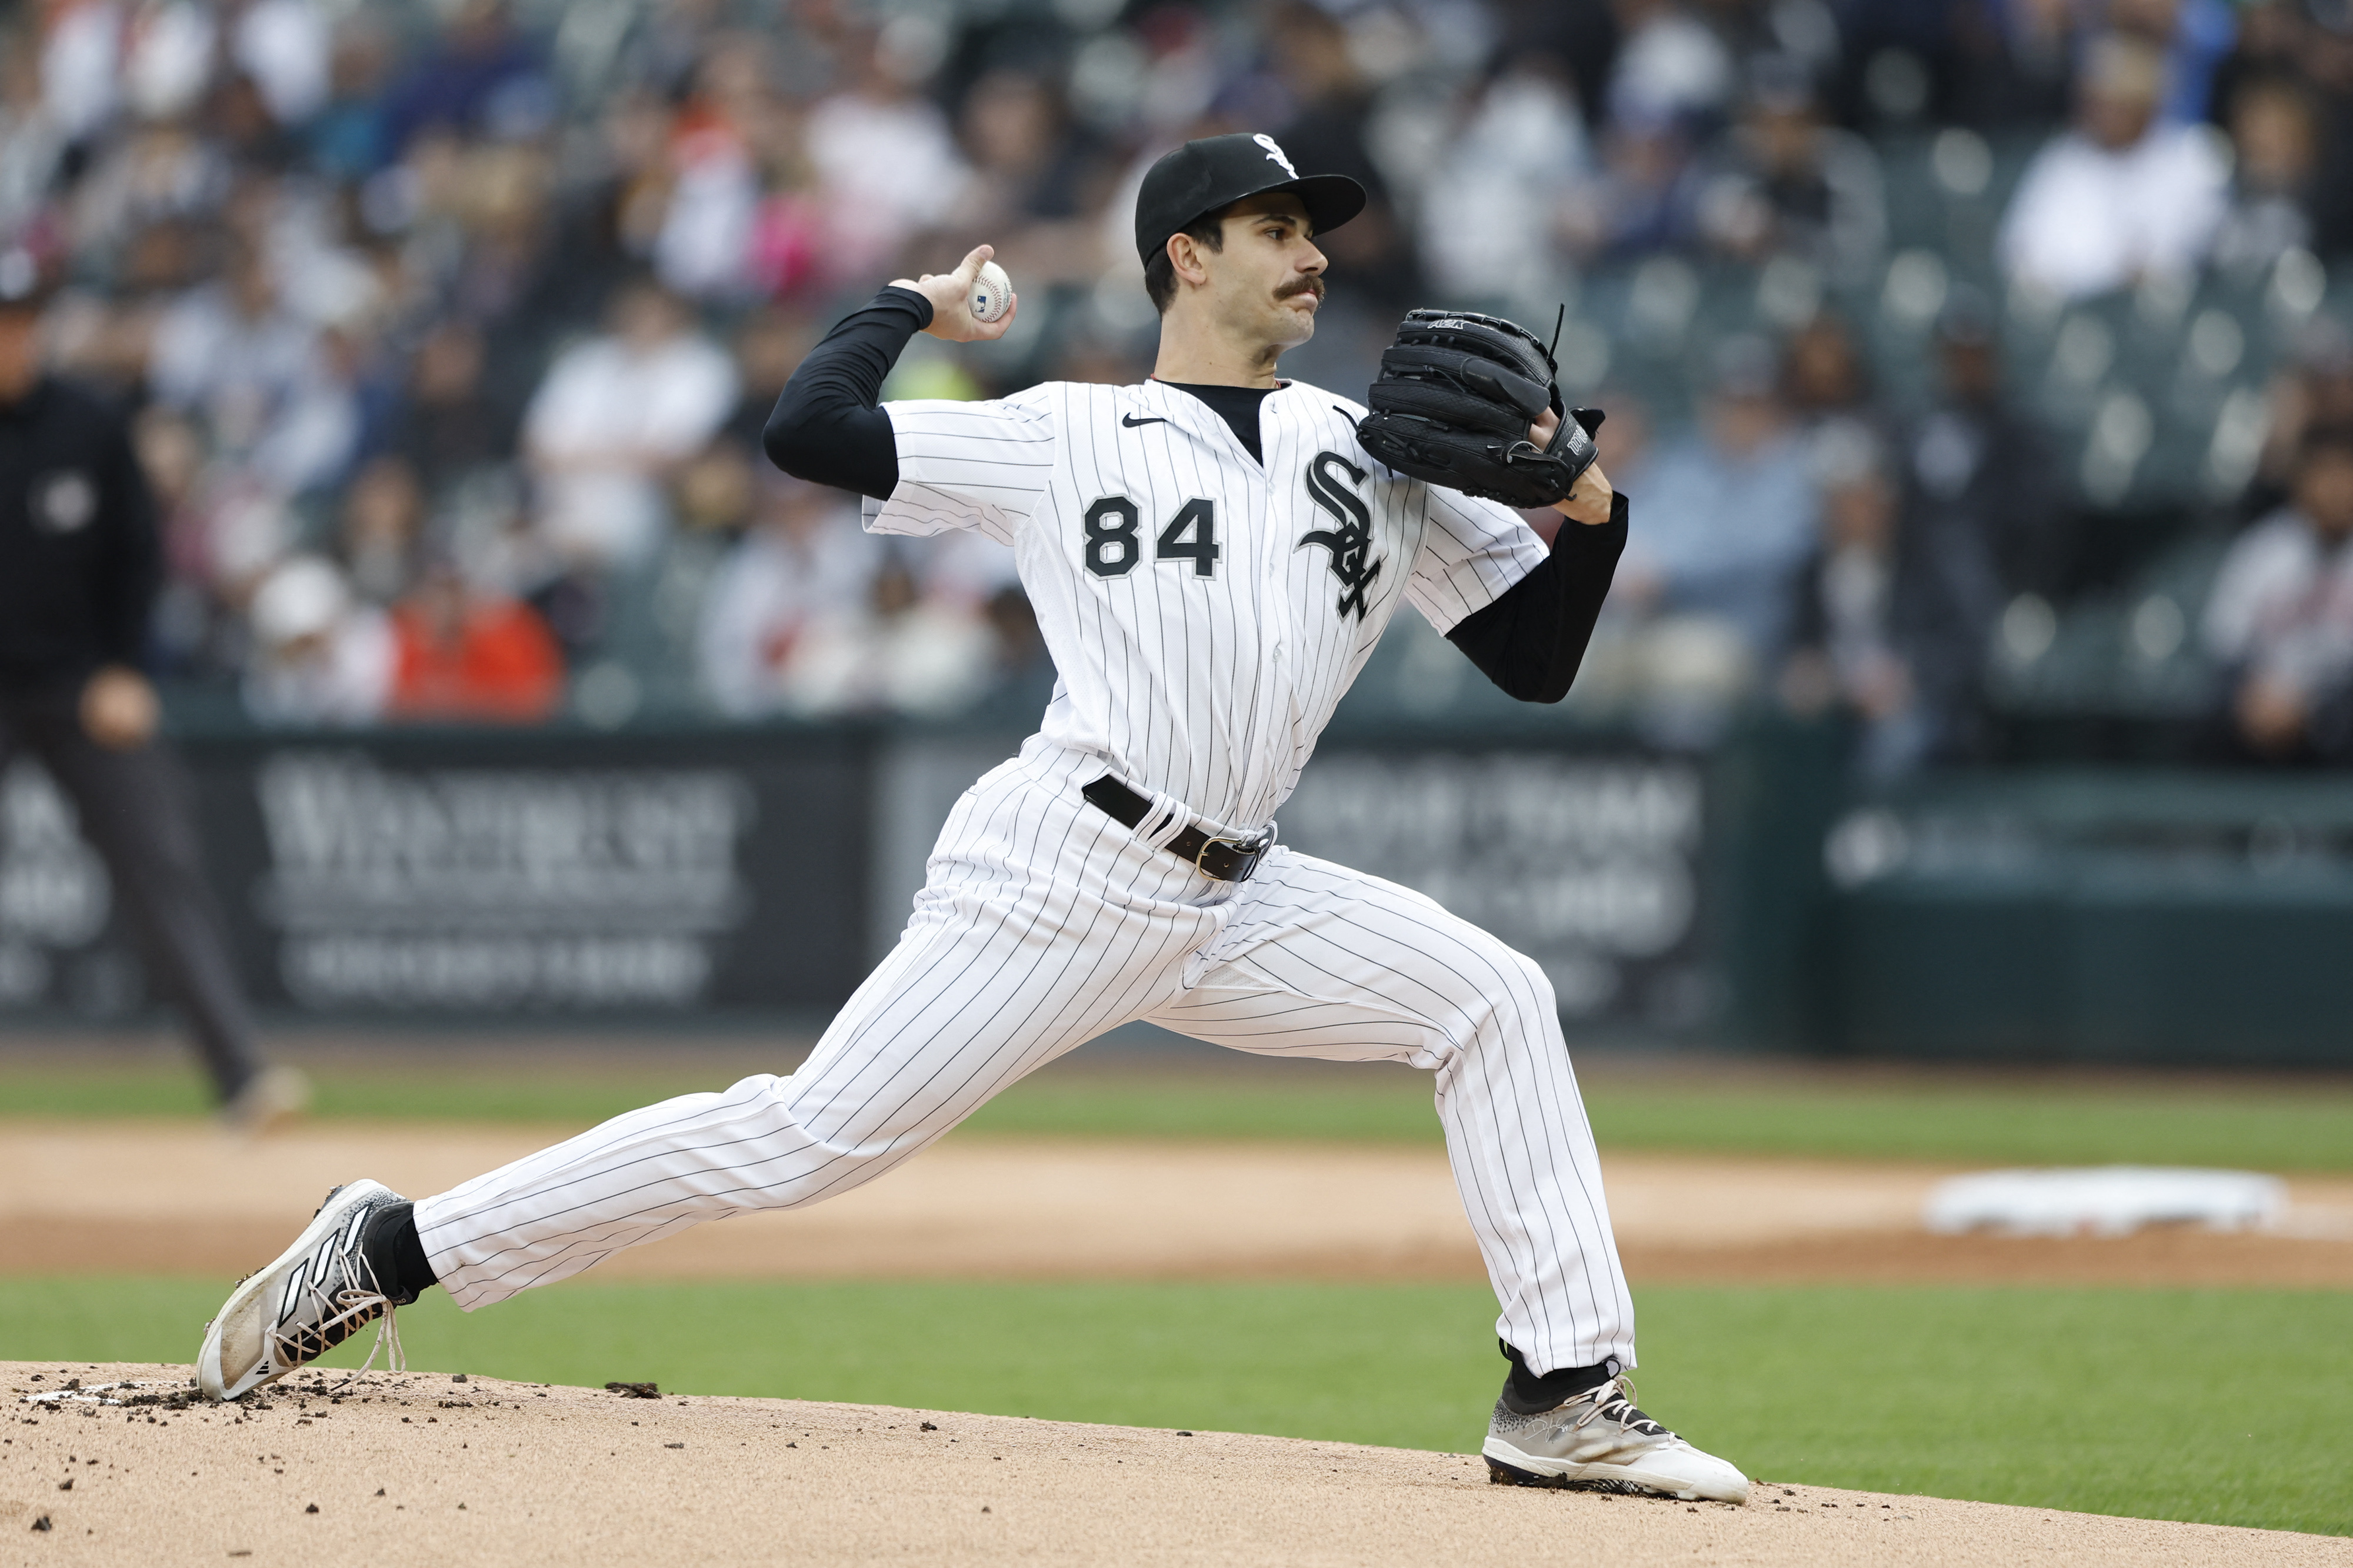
[7,1363,2344,1566]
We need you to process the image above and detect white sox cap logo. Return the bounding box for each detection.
[1252,134,1299,181]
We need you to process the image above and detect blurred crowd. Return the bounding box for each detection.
[4,0,2352,766]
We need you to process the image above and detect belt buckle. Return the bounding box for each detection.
[1195,828,1272,880]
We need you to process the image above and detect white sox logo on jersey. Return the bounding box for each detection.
[1299,451,1382,620]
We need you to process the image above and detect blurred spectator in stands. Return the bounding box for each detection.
[1693,56,1884,284]
[138,405,228,676]
[1590,386,1657,492]
[1784,424,2004,777]
[386,559,564,723]
[698,475,880,717]
[2206,0,2353,257]
[655,42,773,302]
[1267,2,1420,305]
[1499,0,1619,130]
[1050,333,1151,388]
[803,28,969,286]
[1420,56,1591,305]
[673,438,759,541]
[379,0,552,158]
[389,318,502,501]
[209,71,301,175]
[2249,319,2353,521]
[774,554,997,718]
[338,454,423,606]
[1784,310,1887,467]
[1854,0,2073,130]
[2211,78,2322,278]
[242,554,393,724]
[521,278,735,572]
[306,16,395,180]
[1781,432,1925,776]
[948,70,1099,286]
[1616,335,1818,662]
[1607,0,1735,133]
[149,242,358,498]
[234,0,332,130]
[909,520,1023,618]
[67,119,231,266]
[2107,0,2240,125]
[723,306,809,453]
[2202,428,2353,762]
[1,39,64,238]
[1905,286,2061,598]
[1561,116,1699,259]
[974,583,1055,719]
[1998,34,2229,299]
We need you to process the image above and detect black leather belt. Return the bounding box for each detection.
[1082,774,1272,883]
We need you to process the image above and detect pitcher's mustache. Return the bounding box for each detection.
[1278,275,1327,301]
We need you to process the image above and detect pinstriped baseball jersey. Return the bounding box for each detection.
[868,377,1551,830]
[402,363,1644,1394]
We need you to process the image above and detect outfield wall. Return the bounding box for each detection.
[0,714,2347,1065]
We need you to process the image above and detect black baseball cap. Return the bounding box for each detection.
[1134,133,1366,266]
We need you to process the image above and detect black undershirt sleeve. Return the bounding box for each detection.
[1444,491,1629,704]
[761,285,934,500]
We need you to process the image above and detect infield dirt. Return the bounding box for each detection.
[5,1122,2351,1286]
[6,1362,2347,1567]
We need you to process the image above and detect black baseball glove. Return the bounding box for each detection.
[1356,309,1604,510]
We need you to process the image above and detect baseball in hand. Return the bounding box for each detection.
[969,260,1012,325]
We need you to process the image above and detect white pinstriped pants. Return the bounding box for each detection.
[414,742,1636,1376]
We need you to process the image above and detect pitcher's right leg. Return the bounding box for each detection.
[414,772,1228,1309]
[198,749,1234,1396]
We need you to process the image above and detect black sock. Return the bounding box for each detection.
[1499,1341,1616,1414]
[364,1202,439,1304]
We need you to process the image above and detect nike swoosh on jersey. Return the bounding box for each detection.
[1121,413,1169,428]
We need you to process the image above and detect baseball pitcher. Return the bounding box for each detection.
[196,133,1748,1504]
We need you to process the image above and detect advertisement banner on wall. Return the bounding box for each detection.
[0,729,1714,1032]
[0,730,876,1020]
[1278,748,1714,1031]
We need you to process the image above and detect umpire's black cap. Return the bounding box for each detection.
[1134,133,1365,266]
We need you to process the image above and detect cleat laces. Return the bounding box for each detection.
[1564,1375,1671,1442]
[269,1239,407,1390]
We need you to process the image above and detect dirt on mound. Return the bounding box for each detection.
[5,1362,2342,1567]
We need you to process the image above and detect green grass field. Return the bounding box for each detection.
[6,1277,2347,1537]
[7,1051,2352,1170]
[8,1050,2349,1536]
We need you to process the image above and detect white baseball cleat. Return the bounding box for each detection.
[196,1179,416,1402]
[1482,1373,1751,1503]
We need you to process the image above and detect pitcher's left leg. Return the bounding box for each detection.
[1144,846,1632,1376]
[1145,846,1746,1502]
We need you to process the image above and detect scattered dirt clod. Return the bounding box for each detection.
[605,1383,660,1399]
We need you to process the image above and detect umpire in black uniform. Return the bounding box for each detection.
[0,249,302,1129]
